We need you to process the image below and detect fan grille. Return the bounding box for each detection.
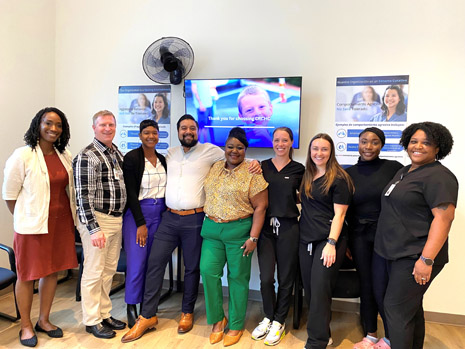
[142,37,194,84]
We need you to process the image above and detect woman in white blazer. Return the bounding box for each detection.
[2,107,78,347]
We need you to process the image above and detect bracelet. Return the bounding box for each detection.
[249,236,258,243]
[326,238,337,246]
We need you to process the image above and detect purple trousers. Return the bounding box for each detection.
[122,198,166,304]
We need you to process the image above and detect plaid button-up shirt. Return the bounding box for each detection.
[73,138,127,234]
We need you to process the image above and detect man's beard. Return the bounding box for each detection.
[179,135,198,148]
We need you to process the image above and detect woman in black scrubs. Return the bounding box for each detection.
[251,127,305,346]
[374,122,457,349]
[346,127,403,349]
[299,133,354,349]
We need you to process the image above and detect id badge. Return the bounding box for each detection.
[114,168,121,180]
[385,174,404,197]
[384,183,397,196]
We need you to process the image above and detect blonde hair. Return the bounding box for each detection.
[92,110,116,125]
[237,85,271,114]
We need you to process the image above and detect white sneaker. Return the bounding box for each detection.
[264,321,285,346]
[251,317,271,340]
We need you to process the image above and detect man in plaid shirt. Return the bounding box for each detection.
[73,110,127,339]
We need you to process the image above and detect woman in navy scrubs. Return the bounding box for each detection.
[346,127,403,349]
[299,133,354,349]
[374,122,457,349]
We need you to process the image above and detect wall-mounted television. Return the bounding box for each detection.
[184,77,302,148]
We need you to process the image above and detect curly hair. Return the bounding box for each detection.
[381,85,406,116]
[24,107,70,153]
[400,122,453,160]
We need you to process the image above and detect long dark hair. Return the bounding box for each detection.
[381,85,406,116]
[24,107,70,153]
[272,127,294,159]
[151,93,170,119]
[300,133,354,199]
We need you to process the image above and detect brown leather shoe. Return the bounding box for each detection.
[121,315,158,343]
[177,312,194,333]
[223,330,243,347]
[209,317,228,344]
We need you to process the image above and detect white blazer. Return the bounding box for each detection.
[2,146,77,235]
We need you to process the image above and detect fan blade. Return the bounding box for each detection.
[153,70,170,81]
[172,47,192,58]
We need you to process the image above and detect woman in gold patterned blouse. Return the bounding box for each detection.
[200,127,268,347]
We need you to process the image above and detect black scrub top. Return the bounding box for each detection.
[261,159,305,219]
[374,161,458,265]
[300,176,352,244]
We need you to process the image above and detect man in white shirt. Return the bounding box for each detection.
[121,114,224,343]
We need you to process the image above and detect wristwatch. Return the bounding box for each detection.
[249,236,258,243]
[326,238,337,246]
[420,255,434,266]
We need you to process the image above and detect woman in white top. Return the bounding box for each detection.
[122,120,167,328]
[2,107,77,347]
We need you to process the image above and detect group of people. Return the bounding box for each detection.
[2,106,457,349]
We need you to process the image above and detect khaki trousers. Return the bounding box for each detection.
[78,211,122,326]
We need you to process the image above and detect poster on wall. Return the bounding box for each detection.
[116,85,171,155]
[334,75,409,165]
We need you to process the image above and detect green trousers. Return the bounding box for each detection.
[200,216,253,330]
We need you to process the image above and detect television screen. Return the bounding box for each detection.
[184,77,302,148]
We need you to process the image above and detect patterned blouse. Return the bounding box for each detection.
[204,160,268,221]
[138,158,166,200]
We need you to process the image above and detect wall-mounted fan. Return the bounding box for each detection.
[142,37,194,85]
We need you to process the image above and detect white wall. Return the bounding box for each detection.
[0,0,55,265]
[1,0,464,316]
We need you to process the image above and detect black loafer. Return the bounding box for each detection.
[102,316,126,330]
[34,323,63,338]
[19,330,38,347]
[85,323,116,339]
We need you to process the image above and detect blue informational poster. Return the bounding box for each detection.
[334,75,409,164]
[117,85,171,155]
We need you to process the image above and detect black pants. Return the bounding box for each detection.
[372,252,390,338]
[383,257,443,349]
[299,238,347,349]
[257,217,299,324]
[141,210,205,318]
[349,223,380,335]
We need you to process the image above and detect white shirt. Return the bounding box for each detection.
[2,146,76,235]
[138,158,167,200]
[165,142,223,210]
